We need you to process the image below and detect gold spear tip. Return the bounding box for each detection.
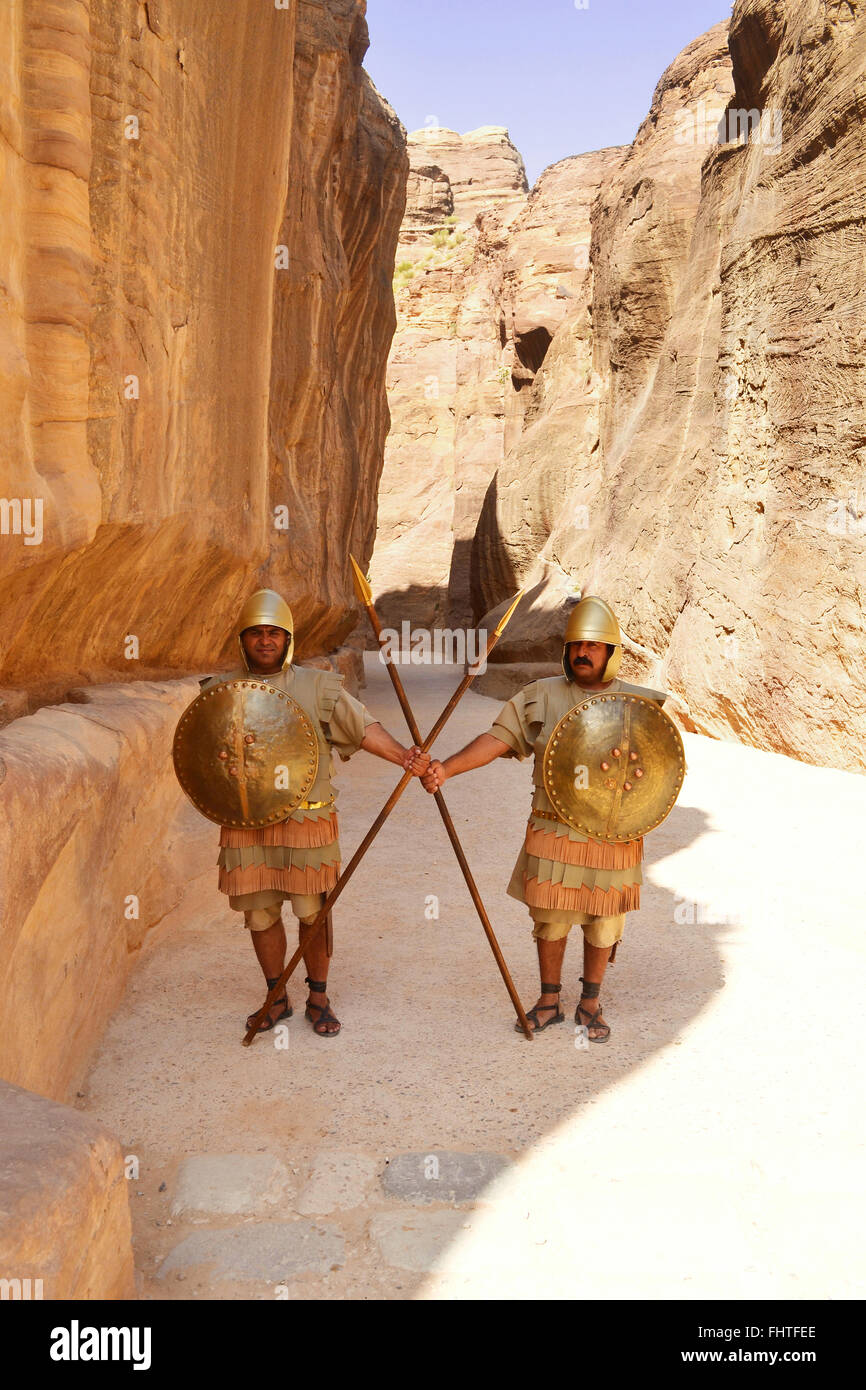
[494,588,525,636]
[349,553,373,605]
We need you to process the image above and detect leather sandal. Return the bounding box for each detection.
[516,981,564,1033]
[304,976,341,1037]
[575,976,610,1043]
[246,976,293,1032]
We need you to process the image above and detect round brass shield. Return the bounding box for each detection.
[172,680,319,828]
[542,693,685,842]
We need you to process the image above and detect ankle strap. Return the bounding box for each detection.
[540,982,562,993]
[579,976,600,999]
[305,976,327,993]
[266,976,283,989]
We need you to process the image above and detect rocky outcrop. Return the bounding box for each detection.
[369,127,527,632]
[473,4,865,770]
[474,23,734,671]
[370,126,623,632]
[0,0,406,710]
[0,1080,135,1300]
[269,0,407,657]
[0,679,206,1101]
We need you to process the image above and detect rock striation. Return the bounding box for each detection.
[370,126,623,633]
[0,0,407,707]
[474,22,735,679]
[474,4,866,769]
[375,4,864,770]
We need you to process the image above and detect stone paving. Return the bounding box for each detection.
[152,1149,504,1290]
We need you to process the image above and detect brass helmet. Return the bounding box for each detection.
[237,588,294,671]
[562,595,622,683]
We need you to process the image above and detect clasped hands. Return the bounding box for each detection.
[398,745,447,790]
[400,745,431,777]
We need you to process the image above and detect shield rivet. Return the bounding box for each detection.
[624,781,632,791]
[244,733,255,744]
[601,760,609,771]
[612,747,621,757]
[629,751,638,761]
[635,768,644,778]
[218,751,228,761]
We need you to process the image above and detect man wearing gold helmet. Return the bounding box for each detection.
[201,589,429,1036]
[422,596,666,1042]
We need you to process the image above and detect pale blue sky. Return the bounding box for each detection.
[364,0,730,185]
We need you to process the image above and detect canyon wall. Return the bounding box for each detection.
[371,125,625,633]
[370,126,528,631]
[375,2,866,771]
[476,1,866,769]
[474,22,735,692]
[0,0,406,713]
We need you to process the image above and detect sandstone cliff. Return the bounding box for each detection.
[0,0,406,713]
[369,126,528,632]
[474,22,735,676]
[474,3,866,770]
[370,126,626,633]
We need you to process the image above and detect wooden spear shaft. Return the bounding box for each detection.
[242,585,525,1045]
[350,558,532,1040]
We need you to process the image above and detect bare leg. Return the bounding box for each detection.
[247,920,291,1027]
[577,941,612,1040]
[524,936,568,1032]
[300,919,341,1035]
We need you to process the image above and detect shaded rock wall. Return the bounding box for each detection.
[0,0,406,708]
[473,4,865,769]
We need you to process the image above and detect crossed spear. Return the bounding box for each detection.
[243,565,533,1043]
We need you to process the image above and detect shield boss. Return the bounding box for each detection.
[173,679,318,828]
[542,693,685,842]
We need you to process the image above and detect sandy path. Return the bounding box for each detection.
[78,656,866,1300]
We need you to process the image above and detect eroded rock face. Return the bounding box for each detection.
[369,127,527,633]
[473,5,865,769]
[370,127,622,633]
[0,0,406,706]
[0,679,206,1101]
[0,1080,135,1300]
[474,23,734,654]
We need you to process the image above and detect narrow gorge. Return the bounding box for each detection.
[0,0,864,1306]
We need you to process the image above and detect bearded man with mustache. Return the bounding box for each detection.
[421,596,667,1042]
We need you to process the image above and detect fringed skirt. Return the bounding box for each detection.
[508,812,643,918]
[216,809,340,897]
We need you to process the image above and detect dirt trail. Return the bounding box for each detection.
[78,657,866,1300]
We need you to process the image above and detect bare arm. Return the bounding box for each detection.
[421,732,510,792]
[360,721,429,775]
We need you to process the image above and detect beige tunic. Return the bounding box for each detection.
[199,665,375,899]
[490,675,667,919]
